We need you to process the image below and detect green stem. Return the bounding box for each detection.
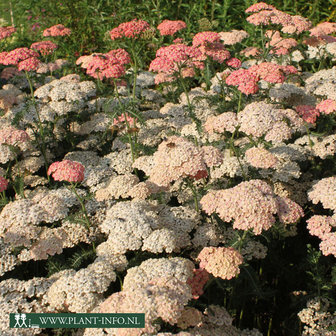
[186,179,199,212]
[69,183,91,229]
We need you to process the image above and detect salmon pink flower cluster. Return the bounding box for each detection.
[296,105,320,124]
[43,24,71,37]
[76,49,130,80]
[109,19,150,40]
[197,247,243,280]
[113,113,136,126]
[0,126,30,146]
[47,160,85,183]
[225,69,259,95]
[187,269,209,299]
[149,43,203,83]
[0,26,16,40]
[157,20,186,36]
[316,99,336,114]
[31,41,58,56]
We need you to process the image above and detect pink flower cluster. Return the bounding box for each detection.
[197,247,243,280]
[0,47,40,72]
[31,41,58,56]
[307,216,336,257]
[109,19,150,40]
[246,3,311,34]
[193,31,231,63]
[76,49,130,80]
[43,24,71,37]
[113,113,136,126]
[157,20,186,36]
[266,30,297,55]
[310,22,336,37]
[0,26,16,40]
[316,99,336,115]
[47,160,85,183]
[295,105,320,124]
[225,69,259,95]
[187,268,209,299]
[149,43,203,84]
[0,126,30,146]
[0,176,8,193]
[248,62,298,84]
[244,147,278,169]
[143,136,222,187]
[200,180,303,234]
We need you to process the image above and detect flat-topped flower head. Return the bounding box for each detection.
[2,47,39,65]
[0,126,30,146]
[109,19,150,40]
[0,26,16,40]
[197,247,243,280]
[0,176,8,192]
[316,99,336,115]
[31,41,58,56]
[245,2,276,13]
[47,160,85,183]
[296,105,320,124]
[18,57,40,71]
[192,31,221,47]
[43,24,71,37]
[157,20,186,36]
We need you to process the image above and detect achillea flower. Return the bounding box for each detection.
[137,136,221,187]
[187,268,209,299]
[266,30,297,55]
[249,62,297,84]
[0,176,8,192]
[201,180,302,234]
[276,196,304,224]
[204,112,238,134]
[197,247,243,280]
[225,69,259,95]
[308,177,336,212]
[319,233,336,257]
[226,58,242,68]
[310,22,336,37]
[113,113,136,126]
[295,105,320,124]
[307,215,334,240]
[245,2,276,13]
[240,47,261,57]
[0,67,21,79]
[281,15,311,34]
[1,47,39,65]
[109,19,150,40]
[17,57,40,72]
[0,26,16,40]
[149,43,203,83]
[47,160,85,183]
[316,99,336,114]
[157,20,186,36]
[43,24,71,37]
[31,41,58,56]
[76,49,130,80]
[0,126,30,146]
[192,31,221,47]
[219,30,249,45]
[245,147,278,169]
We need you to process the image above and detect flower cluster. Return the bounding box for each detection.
[157,20,186,36]
[201,180,303,234]
[43,24,71,37]
[0,47,40,71]
[135,136,222,187]
[0,176,8,192]
[109,19,150,40]
[316,99,336,114]
[76,49,130,80]
[296,105,320,124]
[149,43,203,83]
[197,247,243,280]
[47,160,85,183]
[31,41,58,56]
[0,26,16,40]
